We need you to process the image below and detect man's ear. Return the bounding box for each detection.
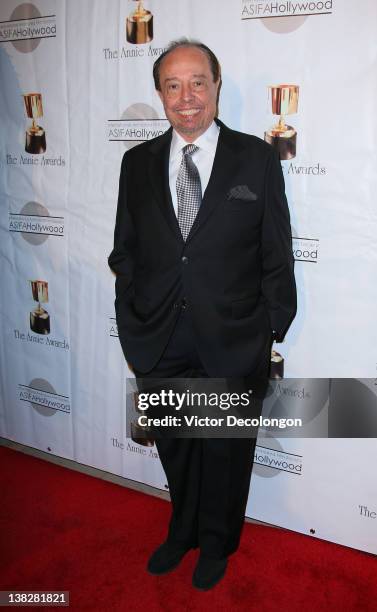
[156,89,163,104]
[215,78,222,114]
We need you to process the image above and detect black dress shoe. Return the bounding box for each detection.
[147,542,190,575]
[192,555,228,590]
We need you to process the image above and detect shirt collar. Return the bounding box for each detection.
[170,120,220,161]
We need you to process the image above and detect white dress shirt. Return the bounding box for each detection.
[168,121,220,216]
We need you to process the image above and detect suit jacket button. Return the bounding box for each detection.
[181,256,188,264]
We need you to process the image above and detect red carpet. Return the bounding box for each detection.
[1,445,376,611]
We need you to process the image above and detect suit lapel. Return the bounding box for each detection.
[186,120,240,244]
[147,127,183,243]
[147,120,241,244]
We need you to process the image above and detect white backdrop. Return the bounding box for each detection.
[1,0,376,555]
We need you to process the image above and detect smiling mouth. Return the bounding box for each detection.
[176,109,201,116]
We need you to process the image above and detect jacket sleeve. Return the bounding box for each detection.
[108,152,136,304]
[261,149,297,341]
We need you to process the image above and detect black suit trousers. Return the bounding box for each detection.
[134,308,271,560]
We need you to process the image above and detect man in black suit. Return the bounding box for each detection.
[108,39,296,590]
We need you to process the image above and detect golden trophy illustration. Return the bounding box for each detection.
[130,392,155,446]
[30,280,50,335]
[23,93,46,154]
[270,349,284,379]
[126,0,153,44]
[264,85,299,160]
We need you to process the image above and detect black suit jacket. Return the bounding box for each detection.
[108,119,297,376]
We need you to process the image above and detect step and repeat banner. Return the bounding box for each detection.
[1,0,376,554]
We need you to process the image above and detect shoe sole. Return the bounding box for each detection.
[192,565,227,591]
[147,553,188,576]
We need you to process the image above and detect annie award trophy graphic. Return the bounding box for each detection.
[264,85,299,160]
[126,0,153,44]
[131,392,155,447]
[23,93,47,154]
[29,280,50,335]
[270,349,284,379]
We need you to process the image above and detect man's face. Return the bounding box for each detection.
[157,46,220,142]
